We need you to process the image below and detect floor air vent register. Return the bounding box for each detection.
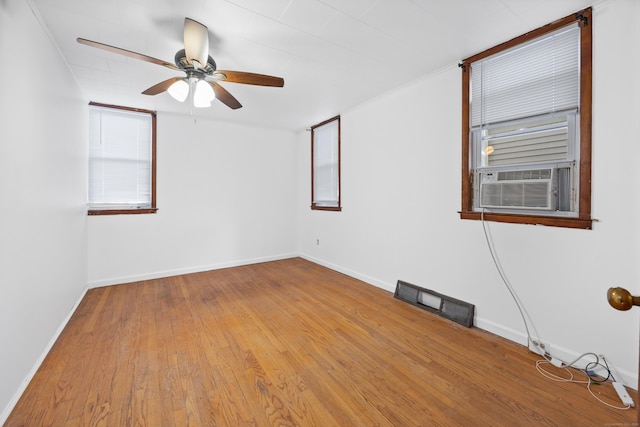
[394,280,475,328]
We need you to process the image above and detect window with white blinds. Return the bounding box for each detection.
[311,116,341,210]
[460,8,592,229]
[88,103,156,213]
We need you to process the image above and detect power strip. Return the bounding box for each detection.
[611,382,634,407]
[604,357,635,407]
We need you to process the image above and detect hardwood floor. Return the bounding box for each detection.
[5,258,636,426]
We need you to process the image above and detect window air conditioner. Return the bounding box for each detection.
[478,168,556,210]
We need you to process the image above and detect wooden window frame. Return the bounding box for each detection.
[88,102,158,216]
[311,115,342,212]
[459,8,592,230]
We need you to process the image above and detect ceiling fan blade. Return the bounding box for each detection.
[213,70,284,87]
[77,38,179,71]
[184,18,209,69]
[208,81,242,110]
[142,77,182,95]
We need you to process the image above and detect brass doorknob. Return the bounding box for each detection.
[607,287,640,311]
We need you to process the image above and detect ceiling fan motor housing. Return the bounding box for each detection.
[174,49,217,77]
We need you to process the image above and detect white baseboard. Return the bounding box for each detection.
[0,286,88,425]
[87,253,299,288]
[474,317,530,347]
[299,254,397,294]
[473,313,637,390]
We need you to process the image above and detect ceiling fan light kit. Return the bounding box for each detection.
[167,79,189,102]
[193,79,215,108]
[77,17,284,110]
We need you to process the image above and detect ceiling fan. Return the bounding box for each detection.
[77,18,284,110]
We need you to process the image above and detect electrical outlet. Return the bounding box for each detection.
[540,341,551,355]
[529,340,551,356]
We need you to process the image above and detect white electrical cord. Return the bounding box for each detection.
[480,209,543,351]
[536,355,631,410]
[480,209,632,410]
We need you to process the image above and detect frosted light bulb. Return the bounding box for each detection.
[167,79,189,102]
[193,79,215,108]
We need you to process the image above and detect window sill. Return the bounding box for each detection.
[88,208,158,216]
[459,211,592,230]
[311,205,342,212]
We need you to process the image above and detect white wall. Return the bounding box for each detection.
[297,0,640,387]
[0,0,88,421]
[88,113,298,286]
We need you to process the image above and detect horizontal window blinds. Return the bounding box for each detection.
[313,119,339,207]
[88,105,152,208]
[471,23,580,128]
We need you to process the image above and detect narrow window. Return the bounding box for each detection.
[311,115,341,211]
[88,102,157,215]
[459,8,592,229]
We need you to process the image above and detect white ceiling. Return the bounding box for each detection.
[31,0,597,131]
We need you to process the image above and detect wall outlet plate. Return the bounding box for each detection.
[528,340,550,356]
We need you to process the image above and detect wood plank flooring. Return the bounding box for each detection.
[5,258,637,426]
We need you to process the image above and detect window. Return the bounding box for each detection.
[88,102,157,215]
[311,115,341,211]
[459,8,592,229]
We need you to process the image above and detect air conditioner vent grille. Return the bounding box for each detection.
[479,168,555,210]
[482,182,551,208]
